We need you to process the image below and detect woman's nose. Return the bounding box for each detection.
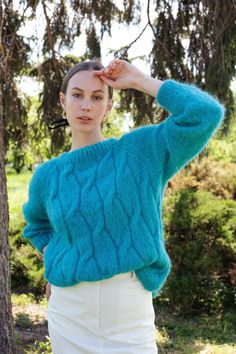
[81,99,91,111]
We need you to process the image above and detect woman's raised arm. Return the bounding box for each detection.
[97,59,225,185]
[94,59,164,97]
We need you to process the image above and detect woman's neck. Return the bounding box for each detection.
[70,135,107,151]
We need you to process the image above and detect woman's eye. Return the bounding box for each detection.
[93,96,103,101]
[73,93,82,98]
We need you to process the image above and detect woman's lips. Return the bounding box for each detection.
[77,116,92,123]
[78,116,92,120]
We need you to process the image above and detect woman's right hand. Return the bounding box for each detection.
[94,59,163,97]
[94,59,143,90]
[46,282,51,301]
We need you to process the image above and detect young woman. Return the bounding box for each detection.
[22,59,224,353]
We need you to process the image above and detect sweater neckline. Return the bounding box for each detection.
[57,137,118,164]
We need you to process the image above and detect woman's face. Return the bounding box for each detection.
[59,70,113,133]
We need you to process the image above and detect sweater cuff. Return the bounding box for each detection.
[31,234,51,254]
[23,228,52,254]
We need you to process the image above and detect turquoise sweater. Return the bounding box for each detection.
[22,79,224,298]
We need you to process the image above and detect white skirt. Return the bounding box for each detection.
[47,271,158,354]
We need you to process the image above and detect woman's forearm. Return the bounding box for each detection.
[132,72,164,97]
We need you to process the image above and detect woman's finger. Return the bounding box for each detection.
[94,60,125,79]
[46,282,51,301]
[99,75,117,86]
[94,69,105,76]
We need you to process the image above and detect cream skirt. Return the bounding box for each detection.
[47,271,158,354]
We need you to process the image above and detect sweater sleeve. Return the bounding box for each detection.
[22,164,53,254]
[157,79,225,183]
[119,79,225,185]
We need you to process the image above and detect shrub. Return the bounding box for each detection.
[10,228,45,298]
[11,293,35,306]
[166,157,236,199]
[160,189,236,316]
[15,313,32,330]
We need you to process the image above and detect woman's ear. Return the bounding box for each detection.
[59,92,66,111]
[107,98,114,113]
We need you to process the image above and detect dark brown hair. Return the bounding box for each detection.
[61,59,113,98]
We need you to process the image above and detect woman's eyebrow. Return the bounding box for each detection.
[71,87,105,93]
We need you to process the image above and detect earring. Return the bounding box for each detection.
[103,113,108,123]
[62,110,67,120]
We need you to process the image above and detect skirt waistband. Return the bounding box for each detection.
[110,271,136,280]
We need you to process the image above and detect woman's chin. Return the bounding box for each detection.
[72,122,93,130]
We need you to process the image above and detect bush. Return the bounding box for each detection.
[7,168,46,298]
[160,189,236,316]
[24,336,52,354]
[15,313,32,330]
[166,157,236,199]
[10,228,46,298]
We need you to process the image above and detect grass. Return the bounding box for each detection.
[13,293,50,354]
[154,306,236,353]
[7,165,32,233]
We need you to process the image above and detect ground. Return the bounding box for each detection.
[12,294,236,354]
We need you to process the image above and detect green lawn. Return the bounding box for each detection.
[154,305,236,353]
[7,166,32,233]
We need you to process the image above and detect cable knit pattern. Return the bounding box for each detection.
[22,79,225,298]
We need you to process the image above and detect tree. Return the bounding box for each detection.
[0,0,235,162]
[1,1,29,171]
[19,0,235,157]
[149,0,236,133]
[0,0,30,351]
[0,56,16,353]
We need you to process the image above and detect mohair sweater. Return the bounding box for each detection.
[22,79,224,298]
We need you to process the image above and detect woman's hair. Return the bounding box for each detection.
[48,59,113,130]
[61,59,113,99]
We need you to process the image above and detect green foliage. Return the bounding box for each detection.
[8,167,46,297]
[10,240,45,296]
[86,23,101,58]
[167,157,236,199]
[24,336,52,354]
[208,139,236,164]
[11,293,35,306]
[161,189,236,315]
[1,3,30,168]
[15,313,32,330]
[155,309,236,353]
[207,114,236,163]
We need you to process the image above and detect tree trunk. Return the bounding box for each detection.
[0,65,16,353]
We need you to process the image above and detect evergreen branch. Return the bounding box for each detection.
[107,22,149,57]
[147,0,171,56]
[42,0,56,59]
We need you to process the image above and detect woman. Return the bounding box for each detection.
[22,59,224,353]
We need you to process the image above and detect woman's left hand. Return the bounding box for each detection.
[46,282,51,301]
[94,59,144,90]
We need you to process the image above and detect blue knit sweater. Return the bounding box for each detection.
[22,79,224,298]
